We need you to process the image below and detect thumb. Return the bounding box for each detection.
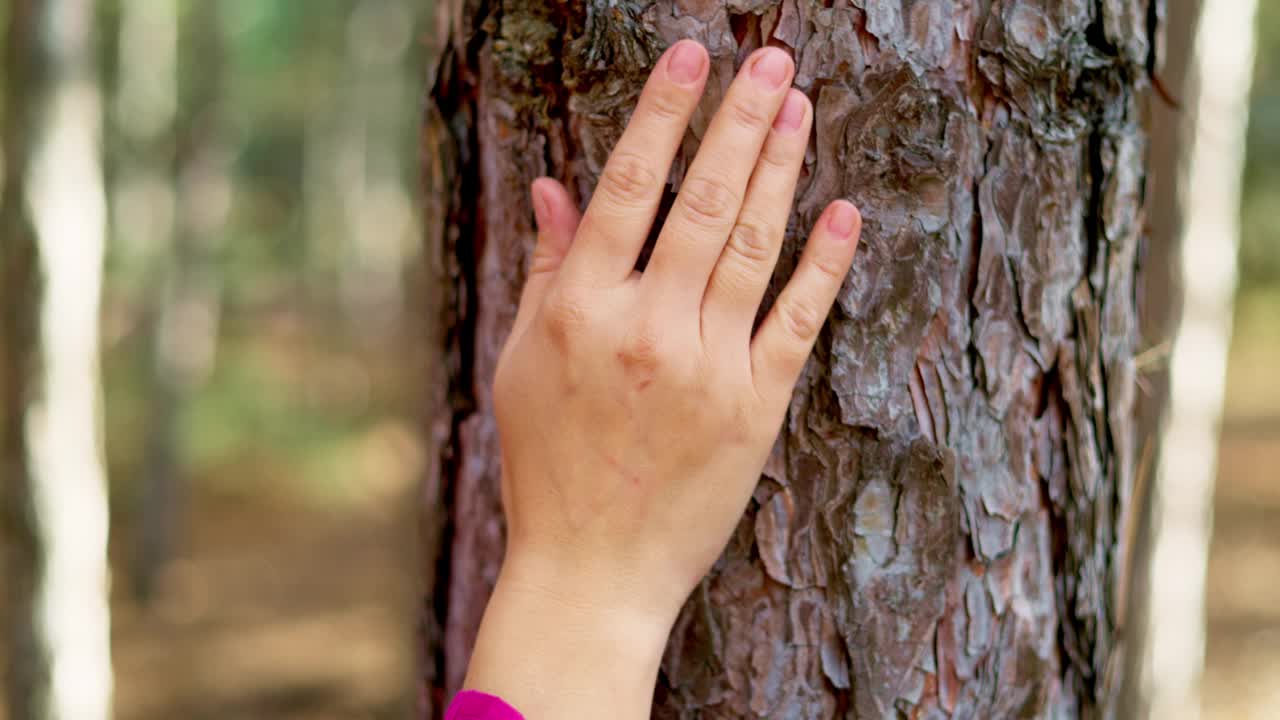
[511,177,581,340]
[528,177,580,275]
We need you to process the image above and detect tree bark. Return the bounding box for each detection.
[422,2,1157,717]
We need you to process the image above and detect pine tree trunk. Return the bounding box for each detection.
[422,2,1158,717]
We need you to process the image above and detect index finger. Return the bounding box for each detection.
[559,40,708,285]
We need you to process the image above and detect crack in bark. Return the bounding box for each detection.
[421,3,495,714]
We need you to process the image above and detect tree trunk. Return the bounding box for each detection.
[2,0,112,717]
[3,0,47,716]
[115,0,181,602]
[1116,0,1198,713]
[127,0,231,602]
[1139,0,1257,716]
[422,2,1157,717]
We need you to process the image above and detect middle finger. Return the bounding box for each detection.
[642,46,795,310]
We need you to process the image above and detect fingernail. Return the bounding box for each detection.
[773,91,806,132]
[667,40,706,85]
[750,48,791,90]
[531,183,552,228]
[827,201,859,239]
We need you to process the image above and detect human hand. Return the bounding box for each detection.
[465,39,860,718]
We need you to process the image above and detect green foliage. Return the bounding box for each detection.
[1242,1,1280,296]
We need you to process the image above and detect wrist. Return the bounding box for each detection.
[464,551,676,720]
[501,541,688,628]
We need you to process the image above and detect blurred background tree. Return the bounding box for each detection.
[3,0,113,717]
[8,1,427,718]
[1199,0,1280,716]
[1242,2,1280,309]
[99,2,427,717]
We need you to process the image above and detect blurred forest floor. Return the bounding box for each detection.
[103,312,422,720]
[1203,295,1280,719]
[110,492,414,719]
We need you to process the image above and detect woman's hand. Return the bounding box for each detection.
[464,39,861,719]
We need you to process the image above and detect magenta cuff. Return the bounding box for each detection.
[445,690,525,720]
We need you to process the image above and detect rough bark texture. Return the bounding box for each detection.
[1,1,48,717]
[422,1,1156,717]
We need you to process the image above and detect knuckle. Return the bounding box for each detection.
[617,320,678,386]
[643,89,686,122]
[540,288,591,350]
[727,218,778,265]
[726,98,771,130]
[758,136,796,171]
[581,213,638,258]
[778,297,822,343]
[599,151,659,206]
[678,175,738,227]
[527,240,561,275]
[810,251,849,281]
[578,213,626,253]
[618,328,662,369]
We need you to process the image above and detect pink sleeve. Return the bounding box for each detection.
[444,690,525,720]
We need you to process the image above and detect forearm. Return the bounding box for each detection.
[463,552,675,720]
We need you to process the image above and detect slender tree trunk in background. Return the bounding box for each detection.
[1139,0,1257,716]
[2,0,47,716]
[2,0,112,718]
[114,0,180,602]
[1115,0,1198,713]
[128,0,230,602]
[423,2,1160,717]
[337,0,419,341]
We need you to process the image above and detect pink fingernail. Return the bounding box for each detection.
[667,40,707,85]
[773,91,806,132]
[531,183,552,228]
[827,201,859,239]
[750,48,791,90]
